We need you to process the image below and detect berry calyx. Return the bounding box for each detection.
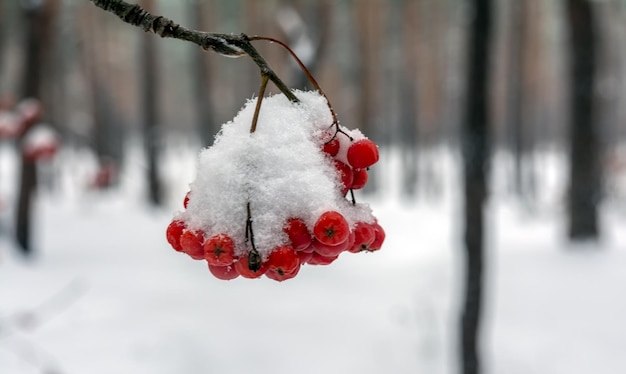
[204,234,236,266]
[266,246,300,281]
[179,229,206,260]
[283,218,312,251]
[347,139,379,169]
[208,264,239,280]
[351,169,368,190]
[166,220,186,252]
[313,211,350,246]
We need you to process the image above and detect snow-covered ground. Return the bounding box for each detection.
[0,145,625,374]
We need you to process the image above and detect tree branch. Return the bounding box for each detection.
[88,0,299,103]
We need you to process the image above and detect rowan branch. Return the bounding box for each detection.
[88,0,299,103]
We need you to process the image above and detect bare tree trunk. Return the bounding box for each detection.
[190,0,217,147]
[140,0,162,206]
[15,0,45,255]
[461,0,492,373]
[567,0,599,240]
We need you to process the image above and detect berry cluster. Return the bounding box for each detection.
[320,127,379,197]
[165,91,385,282]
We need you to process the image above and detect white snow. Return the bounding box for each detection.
[0,141,625,373]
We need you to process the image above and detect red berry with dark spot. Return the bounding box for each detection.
[204,233,236,266]
[234,253,269,279]
[349,222,376,253]
[208,264,239,280]
[166,220,186,252]
[283,218,312,251]
[347,139,379,169]
[180,229,206,260]
[266,246,300,281]
[313,211,350,246]
[351,169,368,190]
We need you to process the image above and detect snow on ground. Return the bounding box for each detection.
[0,146,625,374]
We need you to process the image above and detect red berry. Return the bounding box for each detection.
[266,262,300,281]
[283,218,312,251]
[166,220,186,252]
[306,252,339,266]
[347,139,379,169]
[313,211,350,246]
[323,137,340,157]
[351,169,368,190]
[208,264,239,280]
[370,222,386,251]
[183,191,191,209]
[204,233,236,266]
[234,253,269,279]
[297,250,313,264]
[267,246,299,273]
[266,246,300,281]
[179,229,205,260]
[348,222,376,253]
[334,160,353,194]
[312,230,354,257]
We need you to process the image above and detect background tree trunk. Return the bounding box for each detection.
[140,0,162,206]
[189,0,217,147]
[567,0,599,240]
[461,0,492,373]
[15,0,45,254]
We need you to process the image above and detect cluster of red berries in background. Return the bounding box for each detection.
[0,97,59,163]
[165,91,385,282]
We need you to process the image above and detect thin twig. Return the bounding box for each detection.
[250,35,339,127]
[250,74,270,133]
[88,0,299,103]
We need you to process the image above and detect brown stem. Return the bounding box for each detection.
[88,0,299,103]
[250,74,269,133]
[250,35,339,127]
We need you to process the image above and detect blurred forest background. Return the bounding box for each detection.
[1,1,626,374]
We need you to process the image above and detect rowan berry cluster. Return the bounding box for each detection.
[165,91,385,282]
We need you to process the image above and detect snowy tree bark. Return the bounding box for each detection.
[566,0,599,240]
[461,0,492,373]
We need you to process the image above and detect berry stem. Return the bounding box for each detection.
[349,189,356,205]
[250,35,339,127]
[245,202,262,271]
[250,74,270,133]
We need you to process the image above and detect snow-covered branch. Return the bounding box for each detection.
[88,0,299,103]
